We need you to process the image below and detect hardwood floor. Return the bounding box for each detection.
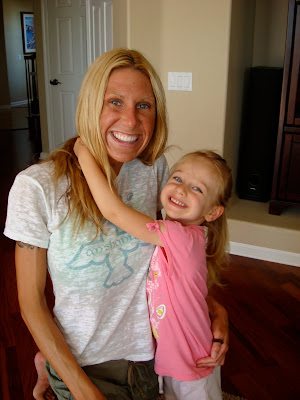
[211,257,300,400]
[0,107,299,400]
[0,107,43,400]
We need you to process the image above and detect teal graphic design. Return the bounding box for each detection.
[66,224,149,288]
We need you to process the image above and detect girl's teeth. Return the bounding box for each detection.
[170,197,186,207]
[113,132,138,142]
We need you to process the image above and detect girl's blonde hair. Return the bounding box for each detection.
[47,48,168,236]
[173,150,233,288]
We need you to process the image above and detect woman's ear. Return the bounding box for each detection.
[204,205,224,222]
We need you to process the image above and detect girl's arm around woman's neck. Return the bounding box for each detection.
[75,139,164,246]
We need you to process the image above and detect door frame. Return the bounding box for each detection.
[41,0,55,154]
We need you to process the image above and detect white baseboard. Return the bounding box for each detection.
[229,242,300,267]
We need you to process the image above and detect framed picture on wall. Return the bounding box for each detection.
[20,12,36,54]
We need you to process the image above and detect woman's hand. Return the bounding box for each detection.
[196,296,229,368]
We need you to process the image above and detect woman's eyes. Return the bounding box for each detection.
[109,100,150,109]
[110,100,121,106]
[137,103,150,109]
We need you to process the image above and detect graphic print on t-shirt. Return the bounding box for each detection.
[66,224,149,288]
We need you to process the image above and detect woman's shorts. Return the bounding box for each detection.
[46,358,159,400]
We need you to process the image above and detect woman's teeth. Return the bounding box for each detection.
[112,132,138,142]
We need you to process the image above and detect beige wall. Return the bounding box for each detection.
[223,0,256,183]
[113,0,299,256]
[114,0,289,183]
[227,198,300,253]
[112,0,128,49]
[121,0,233,167]
[253,0,289,67]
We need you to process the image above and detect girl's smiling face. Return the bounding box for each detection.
[100,68,156,173]
[161,156,223,226]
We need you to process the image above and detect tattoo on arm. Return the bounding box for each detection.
[16,241,40,250]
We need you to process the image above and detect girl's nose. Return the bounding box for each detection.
[176,184,188,196]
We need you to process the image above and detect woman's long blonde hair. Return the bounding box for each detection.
[173,150,232,288]
[47,48,168,236]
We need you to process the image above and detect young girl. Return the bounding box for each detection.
[75,140,232,400]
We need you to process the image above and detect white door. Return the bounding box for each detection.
[86,0,113,66]
[42,0,113,152]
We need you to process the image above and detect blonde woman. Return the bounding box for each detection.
[5,49,228,400]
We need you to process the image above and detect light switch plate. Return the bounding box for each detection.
[168,72,192,91]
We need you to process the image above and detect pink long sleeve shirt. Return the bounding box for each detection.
[146,220,213,381]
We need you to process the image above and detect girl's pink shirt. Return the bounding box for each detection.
[146,220,213,381]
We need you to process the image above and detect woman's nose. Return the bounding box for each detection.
[122,106,138,128]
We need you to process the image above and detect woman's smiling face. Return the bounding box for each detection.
[100,67,156,173]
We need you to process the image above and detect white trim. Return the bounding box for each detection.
[86,0,92,67]
[10,100,27,107]
[229,241,300,267]
[86,0,113,67]
[41,0,55,152]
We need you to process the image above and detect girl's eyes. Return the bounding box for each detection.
[193,186,203,194]
[173,177,203,193]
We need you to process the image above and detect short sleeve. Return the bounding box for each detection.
[146,221,160,232]
[4,174,51,248]
[155,220,206,276]
[154,155,169,212]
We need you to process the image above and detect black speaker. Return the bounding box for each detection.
[236,66,283,202]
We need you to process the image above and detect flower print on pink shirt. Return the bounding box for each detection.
[146,247,166,339]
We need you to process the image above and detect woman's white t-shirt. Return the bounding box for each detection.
[4,155,169,367]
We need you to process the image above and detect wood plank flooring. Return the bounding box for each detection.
[0,107,43,400]
[0,107,300,400]
[211,257,300,400]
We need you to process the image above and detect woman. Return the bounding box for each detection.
[4,49,228,400]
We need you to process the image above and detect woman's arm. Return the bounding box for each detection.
[196,295,229,368]
[75,139,164,246]
[15,242,107,400]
